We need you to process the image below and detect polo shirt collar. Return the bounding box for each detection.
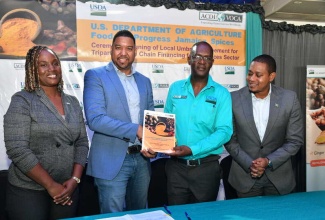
[182,75,215,89]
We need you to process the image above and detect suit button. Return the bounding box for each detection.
[260,146,264,149]
[69,141,74,146]
[56,143,61,148]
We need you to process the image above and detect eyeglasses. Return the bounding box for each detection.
[191,55,213,62]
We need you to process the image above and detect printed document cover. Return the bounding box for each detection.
[142,110,175,153]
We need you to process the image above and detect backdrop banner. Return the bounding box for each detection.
[0,1,247,179]
[306,65,325,191]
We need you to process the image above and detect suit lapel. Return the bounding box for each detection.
[240,88,261,142]
[106,64,131,121]
[36,89,71,131]
[262,85,281,143]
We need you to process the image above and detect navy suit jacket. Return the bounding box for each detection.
[225,85,304,195]
[83,62,154,180]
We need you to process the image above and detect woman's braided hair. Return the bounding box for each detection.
[24,45,64,92]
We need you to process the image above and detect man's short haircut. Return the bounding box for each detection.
[112,30,136,45]
[190,41,213,57]
[252,54,276,74]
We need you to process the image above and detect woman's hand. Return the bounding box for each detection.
[52,178,78,205]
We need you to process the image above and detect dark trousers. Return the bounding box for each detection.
[6,182,79,220]
[165,156,221,205]
[237,174,280,198]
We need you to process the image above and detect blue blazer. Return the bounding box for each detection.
[83,62,154,180]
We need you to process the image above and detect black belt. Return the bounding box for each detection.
[171,155,220,166]
[127,145,142,154]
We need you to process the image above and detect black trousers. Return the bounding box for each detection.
[6,182,79,220]
[165,156,221,205]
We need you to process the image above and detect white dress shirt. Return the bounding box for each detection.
[252,85,271,141]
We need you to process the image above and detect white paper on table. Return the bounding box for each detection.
[97,210,174,220]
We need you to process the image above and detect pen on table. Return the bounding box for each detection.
[163,204,172,215]
[185,211,192,220]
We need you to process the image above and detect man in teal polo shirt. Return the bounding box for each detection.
[164,41,233,205]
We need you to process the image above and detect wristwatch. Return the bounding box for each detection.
[72,176,81,184]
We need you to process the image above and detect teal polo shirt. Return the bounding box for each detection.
[164,75,233,160]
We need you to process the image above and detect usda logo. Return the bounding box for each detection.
[152,64,164,73]
[154,100,164,108]
[225,66,235,74]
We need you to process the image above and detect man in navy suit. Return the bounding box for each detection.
[83,30,156,213]
[225,54,304,198]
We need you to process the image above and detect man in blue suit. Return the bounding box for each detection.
[83,30,156,213]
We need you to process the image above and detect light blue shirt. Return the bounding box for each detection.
[164,75,233,159]
[252,85,271,141]
[113,62,141,145]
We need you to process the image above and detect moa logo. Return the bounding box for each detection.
[222,84,239,89]
[89,4,107,16]
[152,83,169,89]
[152,64,164,73]
[225,66,235,74]
[308,69,315,74]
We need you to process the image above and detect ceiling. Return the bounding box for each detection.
[261,0,325,24]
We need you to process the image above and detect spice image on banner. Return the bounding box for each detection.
[43,20,77,57]
[307,78,325,144]
[0,17,38,56]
